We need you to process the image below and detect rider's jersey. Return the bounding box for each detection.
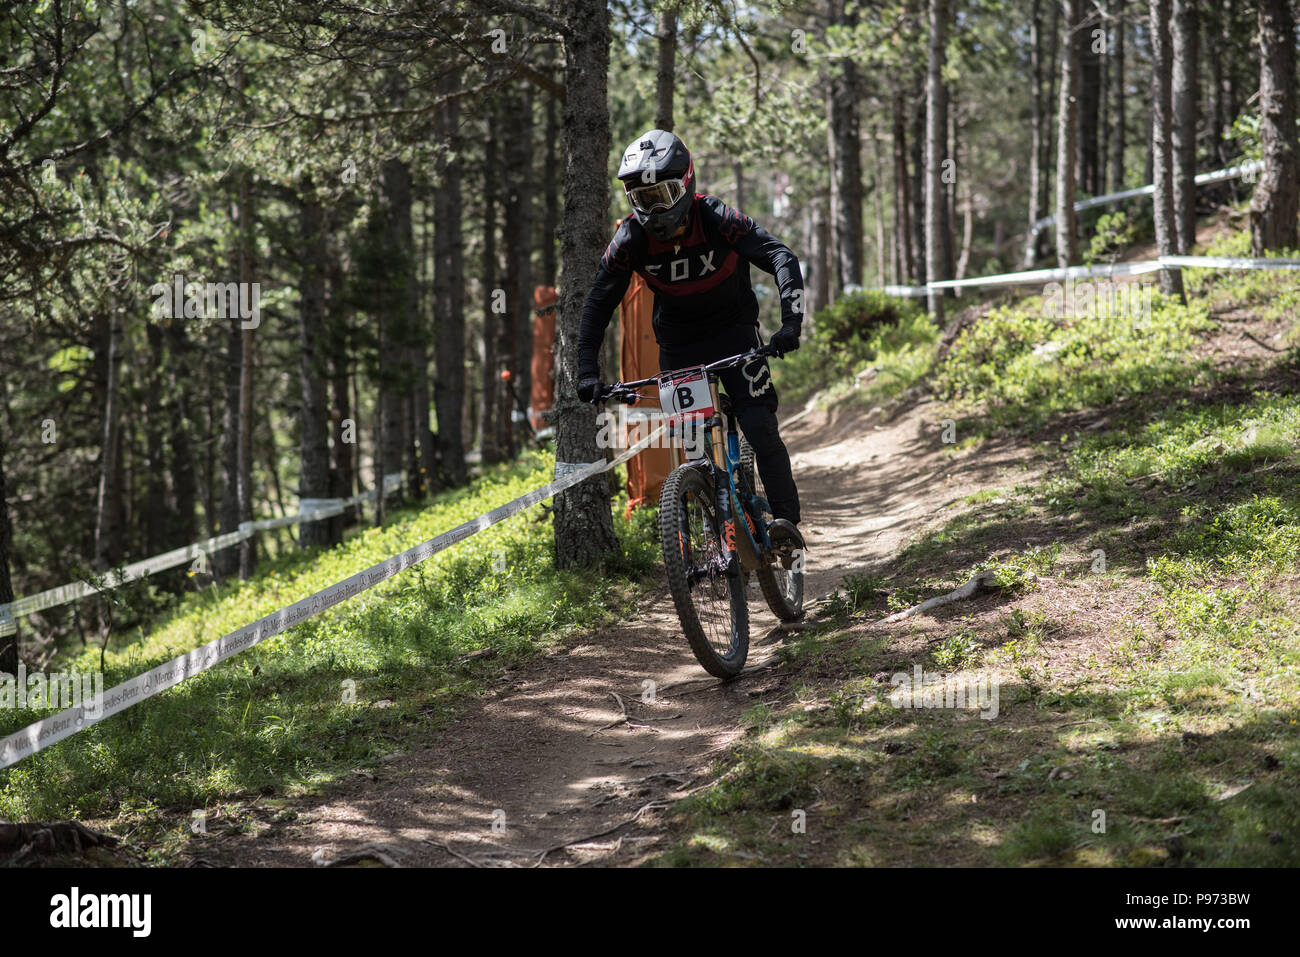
[577,194,804,379]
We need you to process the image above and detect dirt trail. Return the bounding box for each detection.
[213,393,1022,868]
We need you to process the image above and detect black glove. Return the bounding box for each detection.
[769,322,801,357]
[576,375,603,404]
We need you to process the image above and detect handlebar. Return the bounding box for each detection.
[590,345,783,405]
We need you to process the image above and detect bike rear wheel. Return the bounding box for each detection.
[757,522,805,622]
[740,435,805,622]
[659,464,749,678]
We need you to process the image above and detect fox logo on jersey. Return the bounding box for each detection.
[644,251,720,284]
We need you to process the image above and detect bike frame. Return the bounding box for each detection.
[670,373,774,573]
[613,351,777,574]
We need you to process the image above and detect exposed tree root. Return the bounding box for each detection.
[876,569,998,624]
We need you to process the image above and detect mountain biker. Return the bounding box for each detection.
[575,129,805,544]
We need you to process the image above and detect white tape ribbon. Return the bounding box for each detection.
[881,255,1300,297]
[0,425,666,769]
[554,460,602,481]
[0,480,403,637]
[1031,160,1265,232]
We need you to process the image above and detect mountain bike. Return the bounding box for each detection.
[596,347,805,678]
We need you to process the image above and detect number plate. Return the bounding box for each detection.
[657,367,713,425]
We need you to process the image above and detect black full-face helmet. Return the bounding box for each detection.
[617,130,695,242]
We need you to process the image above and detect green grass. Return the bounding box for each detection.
[935,290,1218,432]
[656,223,1300,868]
[1185,229,1300,326]
[776,291,940,407]
[0,449,660,834]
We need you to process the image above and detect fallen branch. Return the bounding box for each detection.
[1241,330,1288,353]
[875,570,997,625]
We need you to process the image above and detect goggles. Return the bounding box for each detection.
[626,177,688,214]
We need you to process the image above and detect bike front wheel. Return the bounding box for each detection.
[659,464,749,678]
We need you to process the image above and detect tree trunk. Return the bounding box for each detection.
[655,5,677,131]
[1098,18,1109,195]
[326,243,357,537]
[957,171,974,281]
[1044,0,1060,221]
[1209,1,1226,169]
[298,180,333,548]
[925,0,948,319]
[910,68,927,286]
[870,126,888,285]
[376,157,413,512]
[553,0,619,569]
[893,87,915,281]
[94,310,124,570]
[943,86,956,285]
[143,322,168,556]
[1171,0,1200,254]
[434,79,468,488]
[542,80,560,288]
[1250,0,1299,254]
[410,230,435,501]
[1077,9,1102,196]
[480,107,503,466]
[0,412,15,676]
[163,321,198,547]
[1150,0,1185,296]
[1111,0,1127,190]
[813,196,831,308]
[826,0,864,290]
[236,168,256,577]
[507,83,536,450]
[1024,0,1045,268]
[215,299,241,574]
[1056,0,1082,267]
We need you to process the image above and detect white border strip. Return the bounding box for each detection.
[0,426,665,770]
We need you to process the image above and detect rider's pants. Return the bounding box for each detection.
[658,322,801,526]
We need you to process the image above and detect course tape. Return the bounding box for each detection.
[879,255,1300,297]
[0,476,407,637]
[1030,160,1265,232]
[0,426,665,770]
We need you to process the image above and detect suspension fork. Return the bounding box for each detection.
[706,375,741,575]
[724,401,771,564]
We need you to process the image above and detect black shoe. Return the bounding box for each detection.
[768,518,806,568]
